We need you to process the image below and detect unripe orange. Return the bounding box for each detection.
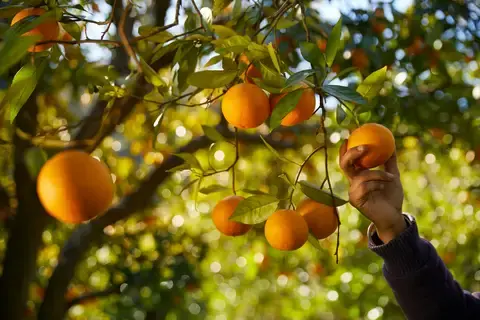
[269,87,316,126]
[37,150,114,223]
[212,196,252,236]
[222,83,270,128]
[11,8,60,52]
[347,123,395,168]
[264,209,308,251]
[297,198,337,239]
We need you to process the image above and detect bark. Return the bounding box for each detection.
[0,93,53,320]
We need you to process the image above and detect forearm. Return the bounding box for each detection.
[369,215,480,319]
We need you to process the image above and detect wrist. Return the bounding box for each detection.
[375,215,407,244]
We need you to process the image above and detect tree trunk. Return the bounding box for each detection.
[0,92,53,320]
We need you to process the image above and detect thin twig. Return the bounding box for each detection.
[36,39,121,47]
[101,0,117,40]
[190,0,206,31]
[231,128,239,195]
[288,145,325,208]
[119,2,142,72]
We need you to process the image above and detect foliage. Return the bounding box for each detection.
[0,0,479,319]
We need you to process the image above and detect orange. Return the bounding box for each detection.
[11,8,60,52]
[269,87,316,126]
[351,48,369,70]
[264,209,308,251]
[37,150,114,224]
[274,35,295,54]
[347,123,395,169]
[317,39,327,52]
[297,198,338,239]
[222,83,270,129]
[239,54,262,84]
[211,195,252,236]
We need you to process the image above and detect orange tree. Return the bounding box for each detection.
[0,0,479,319]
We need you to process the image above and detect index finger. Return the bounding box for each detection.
[384,150,400,176]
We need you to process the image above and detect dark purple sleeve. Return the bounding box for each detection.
[369,218,480,320]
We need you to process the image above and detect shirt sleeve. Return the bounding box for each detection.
[368,216,480,320]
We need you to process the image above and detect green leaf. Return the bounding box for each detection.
[267,43,282,74]
[252,78,283,94]
[174,42,195,65]
[177,47,198,92]
[308,233,323,251]
[247,42,269,60]
[258,62,286,88]
[199,185,229,194]
[61,22,82,40]
[275,17,299,30]
[222,56,237,70]
[356,66,388,100]
[0,34,41,77]
[174,153,202,170]
[3,59,48,122]
[213,0,233,16]
[285,69,318,88]
[298,181,347,207]
[240,189,270,196]
[166,163,191,173]
[139,57,165,87]
[0,5,27,19]
[138,26,172,43]
[334,66,356,79]
[325,18,342,67]
[151,41,181,64]
[322,85,366,104]
[230,195,279,224]
[187,70,237,89]
[204,55,223,67]
[268,89,303,130]
[299,42,325,69]
[24,147,47,179]
[202,125,224,141]
[336,105,347,124]
[212,24,237,38]
[213,35,251,54]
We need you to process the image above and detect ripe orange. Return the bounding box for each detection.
[37,150,114,224]
[297,198,338,239]
[347,123,395,169]
[211,195,252,236]
[264,209,308,251]
[222,83,270,129]
[351,48,369,70]
[239,55,262,84]
[269,87,316,126]
[11,8,60,52]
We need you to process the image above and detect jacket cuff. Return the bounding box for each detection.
[368,215,430,277]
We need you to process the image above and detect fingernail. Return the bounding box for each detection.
[357,146,365,152]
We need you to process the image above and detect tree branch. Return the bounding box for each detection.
[67,284,122,308]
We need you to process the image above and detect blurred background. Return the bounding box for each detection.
[0,0,479,319]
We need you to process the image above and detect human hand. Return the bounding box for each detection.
[339,141,406,243]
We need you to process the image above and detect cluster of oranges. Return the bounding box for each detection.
[11,7,72,52]
[221,55,316,129]
[212,195,339,251]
